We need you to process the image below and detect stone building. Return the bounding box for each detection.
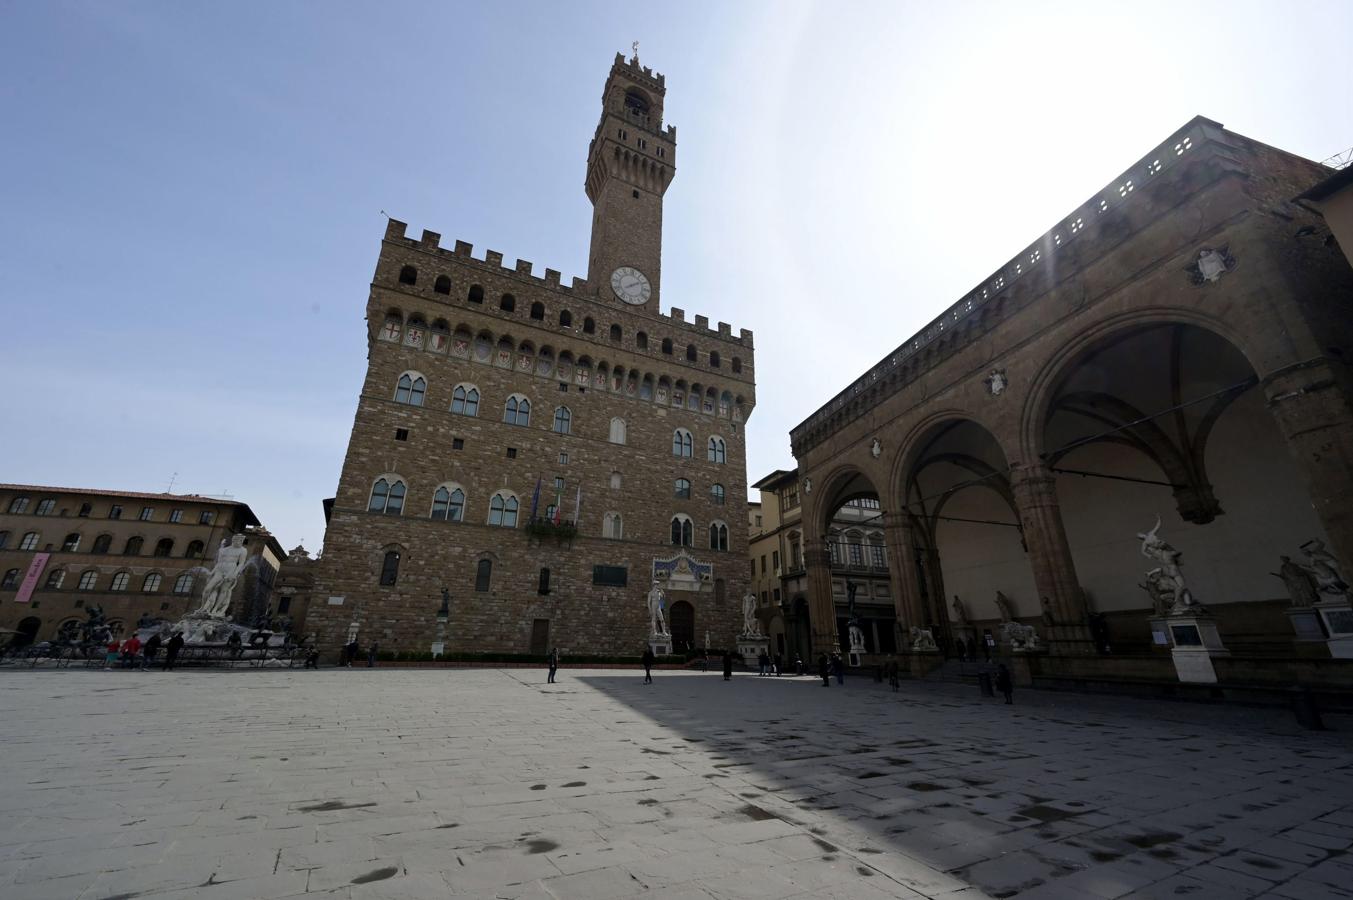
[749,469,897,664]
[308,52,755,658]
[0,484,281,646]
[788,117,1353,692]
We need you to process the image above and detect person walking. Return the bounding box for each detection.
[547,647,559,683]
[642,647,655,684]
[722,651,733,681]
[818,653,830,687]
[163,632,185,671]
[995,664,1014,704]
[304,648,320,669]
[757,651,767,676]
[121,634,142,669]
[833,653,845,685]
[103,636,121,670]
[142,632,161,670]
[346,639,359,668]
[773,653,783,677]
[367,642,379,668]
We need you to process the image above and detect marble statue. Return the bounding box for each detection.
[951,595,969,628]
[909,626,938,652]
[1273,555,1319,608]
[1301,539,1350,600]
[1001,621,1042,651]
[647,581,669,636]
[1138,571,1171,617]
[994,591,1015,623]
[741,592,761,637]
[194,534,250,619]
[1137,517,1198,613]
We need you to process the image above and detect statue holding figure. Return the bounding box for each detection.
[1273,555,1320,608]
[194,534,251,619]
[1137,517,1198,613]
[741,592,760,637]
[1301,539,1350,600]
[647,581,669,636]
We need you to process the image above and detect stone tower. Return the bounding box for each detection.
[584,52,676,313]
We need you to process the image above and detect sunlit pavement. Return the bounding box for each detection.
[0,667,1351,899]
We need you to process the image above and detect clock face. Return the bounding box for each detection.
[611,266,652,305]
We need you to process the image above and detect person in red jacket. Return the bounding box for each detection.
[104,637,121,670]
[121,634,142,669]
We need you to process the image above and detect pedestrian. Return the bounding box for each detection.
[818,653,830,687]
[121,634,142,669]
[164,632,185,671]
[103,636,121,670]
[889,660,901,692]
[757,651,767,676]
[722,651,733,681]
[642,646,655,684]
[956,638,967,662]
[547,647,559,683]
[995,664,1014,704]
[773,653,783,677]
[834,653,845,685]
[346,639,359,668]
[143,632,161,670]
[304,648,320,669]
[227,631,243,660]
[982,634,992,663]
[367,642,379,668]
[796,655,805,676]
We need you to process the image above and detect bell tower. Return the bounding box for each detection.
[584,50,676,313]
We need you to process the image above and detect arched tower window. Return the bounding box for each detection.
[503,395,531,426]
[530,301,545,320]
[434,275,451,294]
[185,540,204,558]
[500,293,515,312]
[708,436,726,464]
[553,406,572,434]
[672,428,693,458]
[559,310,573,327]
[451,384,480,416]
[636,331,648,350]
[583,317,596,335]
[674,478,691,499]
[123,536,142,555]
[488,493,519,527]
[398,265,417,285]
[710,483,725,505]
[379,550,400,586]
[368,477,406,515]
[394,373,427,406]
[154,538,174,557]
[467,284,484,304]
[603,512,624,540]
[686,344,697,362]
[610,324,622,342]
[430,485,466,522]
[609,418,626,444]
[661,338,673,355]
[670,514,693,547]
[708,521,729,551]
[732,357,742,374]
[475,559,493,592]
[710,351,720,368]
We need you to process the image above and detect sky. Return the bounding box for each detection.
[2,1,1350,552]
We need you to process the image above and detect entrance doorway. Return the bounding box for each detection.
[669,600,694,652]
[15,617,41,648]
[529,618,550,655]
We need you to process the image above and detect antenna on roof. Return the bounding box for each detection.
[166,471,178,493]
[632,40,639,63]
[380,209,390,219]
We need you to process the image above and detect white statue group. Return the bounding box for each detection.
[647,581,668,636]
[190,534,250,619]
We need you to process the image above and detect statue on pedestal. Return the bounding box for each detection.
[647,581,669,636]
[909,626,938,652]
[741,592,760,637]
[1001,621,1042,651]
[1273,555,1319,608]
[994,591,1015,623]
[951,595,969,628]
[1137,517,1200,614]
[1301,539,1350,600]
[193,534,251,619]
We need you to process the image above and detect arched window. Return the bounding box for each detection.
[610,324,622,342]
[173,573,194,594]
[603,512,623,540]
[503,395,531,426]
[672,428,693,458]
[142,573,162,592]
[500,293,515,312]
[394,373,426,406]
[553,406,572,434]
[475,559,493,592]
[123,536,142,555]
[609,418,626,444]
[379,550,400,586]
[709,521,729,551]
[635,331,649,350]
[8,496,29,514]
[61,533,81,552]
[451,384,480,416]
[708,436,726,464]
[185,540,204,558]
[78,570,99,591]
[0,532,7,549]
[559,309,573,327]
[398,265,417,285]
[154,538,174,557]
[2,569,19,589]
[686,344,697,362]
[467,284,484,303]
[583,317,595,334]
[670,515,693,547]
[434,274,451,295]
[19,532,39,551]
[89,534,112,554]
[661,338,673,355]
[488,493,519,527]
[732,357,742,374]
[110,572,130,592]
[368,477,407,515]
[430,485,465,522]
[710,351,721,368]
[674,478,691,499]
[711,483,726,505]
[45,569,65,589]
[530,301,545,320]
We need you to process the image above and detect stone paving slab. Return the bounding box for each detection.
[0,667,1351,899]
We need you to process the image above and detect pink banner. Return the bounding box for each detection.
[14,553,49,604]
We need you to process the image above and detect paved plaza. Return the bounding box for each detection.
[1,668,1351,900]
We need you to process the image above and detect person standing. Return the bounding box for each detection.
[346,639,359,668]
[547,647,559,683]
[142,632,161,671]
[995,664,1014,704]
[164,632,185,671]
[834,653,845,685]
[103,636,121,670]
[818,653,830,687]
[773,653,783,677]
[304,647,320,669]
[367,642,379,668]
[642,647,655,684]
[121,634,142,669]
[722,651,733,681]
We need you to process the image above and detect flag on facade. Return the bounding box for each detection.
[529,477,542,521]
[573,484,582,524]
[553,485,563,524]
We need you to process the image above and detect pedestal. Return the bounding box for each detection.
[737,634,768,668]
[648,633,671,657]
[1165,614,1229,684]
[1314,601,1353,658]
[847,623,865,667]
[1285,608,1326,642]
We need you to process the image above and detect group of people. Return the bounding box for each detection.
[339,639,378,668]
[103,632,185,670]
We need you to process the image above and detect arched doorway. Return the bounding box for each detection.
[14,616,41,648]
[669,600,694,652]
[815,469,898,660]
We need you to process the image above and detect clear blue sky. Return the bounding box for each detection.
[3,1,1350,551]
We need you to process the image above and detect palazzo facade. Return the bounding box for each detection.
[790,118,1353,692]
[308,53,755,658]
